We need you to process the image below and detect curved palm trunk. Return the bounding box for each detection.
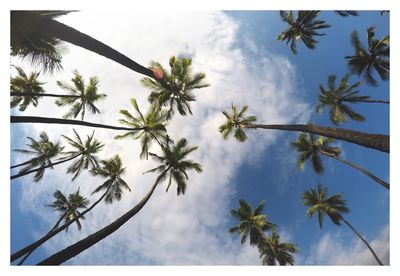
[341,217,384,265]
[11,116,144,131]
[11,153,81,181]
[11,159,33,169]
[345,99,389,104]
[255,227,280,265]
[11,92,81,98]
[324,153,389,190]
[11,184,112,263]
[246,124,389,153]
[37,173,166,265]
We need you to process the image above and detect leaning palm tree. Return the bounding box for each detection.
[302,183,384,265]
[291,132,389,190]
[37,138,201,265]
[11,132,64,182]
[219,104,389,153]
[61,129,104,181]
[277,11,330,54]
[141,56,210,118]
[55,70,106,121]
[10,66,45,111]
[258,232,298,266]
[346,26,389,86]
[90,155,131,203]
[316,74,389,125]
[115,98,168,159]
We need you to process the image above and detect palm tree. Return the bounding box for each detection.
[291,132,389,190]
[219,104,389,153]
[302,183,384,265]
[316,74,389,125]
[11,11,160,79]
[10,66,45,111]
[141,56,210,118]
[62,129,104,181]
[219,104,256,142]
[11,132,64,182]
[258,232,298,266]
[277,11,330,54]
[55,70,106,121]
[346,26,389,86]
[37,138,201,265]
[115,98,168,159]
[90,155,131,203]
[334,11,358,17]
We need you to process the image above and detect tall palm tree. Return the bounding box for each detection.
[37,138,201,265]
[219,104,389,153]
[55,70,106,121]
[277,11,330,54]
[11,11,159,79]
[219,104,256,142]
[316,74,389,125]
[61,129,104,181]
[141,56,210,118]
[90,155,131,203]
[10,66,45,111]
[115,98,168,159]
[257,232,298,266]
[11,132,64,182]
[302,183,384,265]
[346,26,389,86]
[291,132,389,190]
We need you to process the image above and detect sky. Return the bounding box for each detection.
[3,2,397,273]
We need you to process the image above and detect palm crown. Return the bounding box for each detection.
[302,183,349,228]
[55,70,107,121]
[145,138,202,195]
[115,98,168,159]
[258,232,298,266]
[277,11,330,54]
[346,26,389,86]
[14,132,64,182]
[90,155,131,203]
[11,66,45,111]
[62,129,104,181]
[141,56,209,118]
[46,188,89,231]
[219,104,257,142]
[316,74,366,124]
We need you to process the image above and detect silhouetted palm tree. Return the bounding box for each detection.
[302,183,384,265]
[219,104,389,153]
[278,11,330,54]
[115,98,168,159]
[258,232,298,266]
[346,26,389,86]
[334,11,358,17]
[316,74,389,125]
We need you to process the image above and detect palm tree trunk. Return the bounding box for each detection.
[11,116,145,131]
[11,184,113,263]
[37,172,166,265]
[341,217,384,265]
[11,159,32,169]
[346,99,389,104]
[255,227,279,265]
[324,153,389,190]
[11,92,81,98]
[245,124,389,153]
[11,154,81,181]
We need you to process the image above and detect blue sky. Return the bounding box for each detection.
[8,10,390,267]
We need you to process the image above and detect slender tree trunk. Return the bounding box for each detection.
[345,99,389,104]
[341,217,384,265]
[323,153,390,190]
[11,116,144,131]
[11,154,81,181]
[11,92,81,98]
[37,173,166,265]
[11,159,32,169]
[11,184,113,263]
[245,124,389,153]
[255,227,280,265]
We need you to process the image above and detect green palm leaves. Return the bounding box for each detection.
[115,98,168,159]
[55,70,106,120]
[145,138,202,195]
[90,155,131,203]
[141,56,209,118]
[346,26,389,86]
[278,11,330,54]
[11,66,45,111]
[219,104,257,142]
[258,232,298,266]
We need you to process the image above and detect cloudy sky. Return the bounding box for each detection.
[6,4,395,272]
